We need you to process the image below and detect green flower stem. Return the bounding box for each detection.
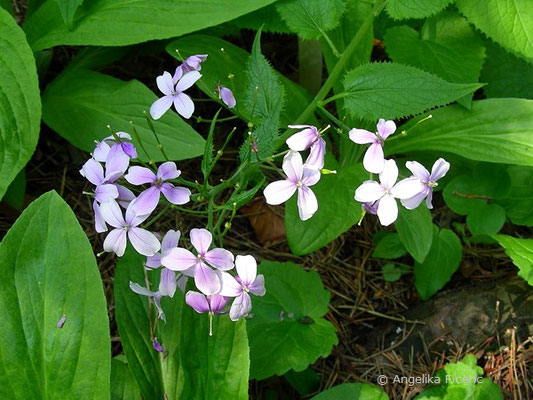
[144,203,172,229]
[143,111,169,161]
[317,105,350,132]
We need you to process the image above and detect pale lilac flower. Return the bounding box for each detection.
[129,268,177,321]
[150,71,202,120]
[286,125,326,170]
[362,201,378,215]
[263,151,321,221]
[146,229,180,268]
[56,315,67,328]
[354,159,423,226]
[152,338,165,354]
[173,54,208,82]
[81,146,130,187]
[161,229,234,295]
[219,255,266,321]
[217,85,236,108]
[186,291,229,335]
[100,199,161,257]
[401,158,450,210]
[125,161,191,215]
[349,119,396,174]
[92,131,137,162]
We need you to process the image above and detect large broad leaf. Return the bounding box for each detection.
[0,9,41,201]
[395,205,433,263]
[167,34,315,128]
[115,249,249,399]
[24,0,277,51]
[247,261,338,380]
[285,161,367,255]
[414,226,462,300]
[384,11,485,108]
[276,0,345,39]
[42,68,205,162]
[456,0,533,59]
[311,383,389,400]
[111,357,142,400]
[386,0,453,20]
[481,41,533,99]
[342,63,482,121]
[0,191,110,399]
[55,0,84,27]
[499,166,533,226]
[386,99,533,167]
[492,235,533,286]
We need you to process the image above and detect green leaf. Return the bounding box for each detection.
[311,383,389,400]
[230,4,291,34]
[3,169,26,210]
[499,166,533,226]
[248,261,338,379]
[386,99,533,166]
[414,227,462,300]
[55,0,84,27]
[456,0,533,59]
[115,248,250,399]
[166,34,315,127]
[0,9,41,201]
[111,357,142,400]
[384,11,485,108]
[382,263,407,282]
[0,0,13,14]
[492,235,533,286]
[373,233,407,259]
[395,206,433,263]
[286,162,367,255]
[0,191,110,399]
[42,68,205,162]
[481,41,533,99]
[284,368,320,395]
[343,63,483,121]
[24,0,278,51]
[466,203,506,236]
[386,0,453,20]
[276,0,345,39]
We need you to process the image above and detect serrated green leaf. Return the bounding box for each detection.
[386,99,533,166]
[386,0,453,20]
[24,0,278,51]
[456,0,533,59]
[492,235,533,286]
[248,261,338,379]
[0,191,110,399]
[286,162,367,255]
[467,203,506,236]
[311,383,389,400]
[481,41,533,99]
[201,108,221,178]
[414,227,462,300]
[111,357,142,400]
[384,11,485,108]
[276,0,345,39]
[0,9,41,202]
[373,233,407,259]
[42,68,205,162]
[55,0,84,27]
[230,4,292,34]
[343,63,482,121]
[395,206,433,263]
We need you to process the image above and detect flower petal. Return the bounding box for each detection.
[175,71,202,92]
[376,118,396,139]
[379,159,399,189]
[263,180,297,205]
[185,291,210,313]
[94,183,118,203]
[159,268,177,298]
[219,271,243,297]
[104,144,130,182]
[161,229,181,253]
[160,183,191,205]
[121,142,138,159]
[297,186,318,221]
[400,188,429,210]
[93,200,108,233]
[220,86,236,108]
[286,127,318,151]
[81,158,105,185]
[377,194,398,226]
[204,248,235,271]
[145,253,161,268]
[282,150,303,182]
[129,186,160,217]
[354,181,385,203]
[150,96,173,120]
[115,184,136,208]
[103,228,127,256]
[363,143,385,174]
[125,166,156,185]
[161,247,198,271]
[406,161,430,182]
[425,189,434,209]
[349,128,376,144]
[92,141,111,162]
[229,292,252,321]
[391,177,424,200]
[209,294,229,314]
[430,158,450,181]
[173,93,195,119]
[157,161,180,181]
[190,228,212,255]
[194,263,221,295]
[249,275,266,296]
[128,227,161,257]
[99,200,125,228]
[305,138,325,170]
[156,71,175,96]
[301,166,321,187]
[129,282,157,297]
[235,255,257,286]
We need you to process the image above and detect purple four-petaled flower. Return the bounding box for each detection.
[129,268,177,321]
[349,119,396,174]
[173,54,208,82]
[150,71,202,120]
[401,158,450,210]
[286,124,326,170]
